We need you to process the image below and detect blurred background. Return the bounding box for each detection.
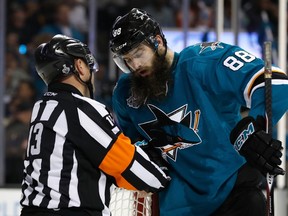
[0,0,287,215]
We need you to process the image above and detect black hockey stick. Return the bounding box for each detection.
[263,41,274,216]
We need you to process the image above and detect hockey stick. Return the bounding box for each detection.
[263,41,274,216]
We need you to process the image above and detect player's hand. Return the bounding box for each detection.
[230,116,285,176]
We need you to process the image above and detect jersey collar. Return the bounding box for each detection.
[48,83,83,96]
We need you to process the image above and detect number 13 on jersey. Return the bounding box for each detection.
[26,123,43,157]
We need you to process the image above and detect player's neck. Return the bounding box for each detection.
[166,49,175,69]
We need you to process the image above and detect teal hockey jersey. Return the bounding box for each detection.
[112,42,288,215]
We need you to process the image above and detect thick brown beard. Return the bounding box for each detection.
[130,54,171,106]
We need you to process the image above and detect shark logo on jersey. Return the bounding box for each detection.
[139,104,202,161]
[199,41,224,54]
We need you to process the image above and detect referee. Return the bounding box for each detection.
[20,34,169,216]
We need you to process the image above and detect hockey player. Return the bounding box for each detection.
[109,8,288,216]
[20,34,169,216]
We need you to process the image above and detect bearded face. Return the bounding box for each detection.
[129,53,171,107]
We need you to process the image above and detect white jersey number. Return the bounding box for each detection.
[27,123,43,156]
[223,51,256,71]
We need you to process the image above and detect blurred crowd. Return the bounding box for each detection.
[3,0,287,185]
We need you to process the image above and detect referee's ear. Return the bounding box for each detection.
[74,59,89,79]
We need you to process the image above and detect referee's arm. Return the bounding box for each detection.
[76,99,169,193]
[99,132,169,193]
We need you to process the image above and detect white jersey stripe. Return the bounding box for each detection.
[130,160,162,189]
[72,93,108,117]
[22,161,33,206]
[46,111,67,208]
[99,172,110,216]
[32,181,45,206]
[31,159,45,206]
[31,101,42,123]
[48,190,61,209]
[68,152,80,207]
[78,108,112,148]
[40,100,58,121]
[244,66,288,108]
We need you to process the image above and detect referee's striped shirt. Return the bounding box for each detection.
[21,83,169,215]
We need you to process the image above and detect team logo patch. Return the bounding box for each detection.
[62,64,71,74]
[139,104,202,161]
[198,41,224,54]
[132,9,146,20]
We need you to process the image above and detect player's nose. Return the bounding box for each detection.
[130,59,142,71]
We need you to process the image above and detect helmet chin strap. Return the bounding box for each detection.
[85,74,94,99]
[157,44,167,60]
[74,70,94,99]
[85,75,94,99]
[152,38,167,60]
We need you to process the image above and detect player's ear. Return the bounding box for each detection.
[154,35,165,54]
[154,35,163,46]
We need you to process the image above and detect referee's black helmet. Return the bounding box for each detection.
[34,34,98,85]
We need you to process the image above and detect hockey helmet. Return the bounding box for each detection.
[34,34,98,85]
[109,8,166,55]
[109,8,166,73]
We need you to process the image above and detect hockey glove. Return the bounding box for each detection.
[230,116,284,176]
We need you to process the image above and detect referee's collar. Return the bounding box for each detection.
[48,83,83,96]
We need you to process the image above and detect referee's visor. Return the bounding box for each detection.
[85,54,99,74]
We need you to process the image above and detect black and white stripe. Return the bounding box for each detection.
[21,83,168,215]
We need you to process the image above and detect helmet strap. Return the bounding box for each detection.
[86,73,94,99]
[148,35,167,60]
[74,70,94,99]
[155,40,167,61]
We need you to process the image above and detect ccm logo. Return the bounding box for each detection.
[234,122,255,151]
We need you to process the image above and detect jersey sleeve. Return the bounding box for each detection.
[75,95,168,192]
[189,42,288,126]
[99,133,168,192]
